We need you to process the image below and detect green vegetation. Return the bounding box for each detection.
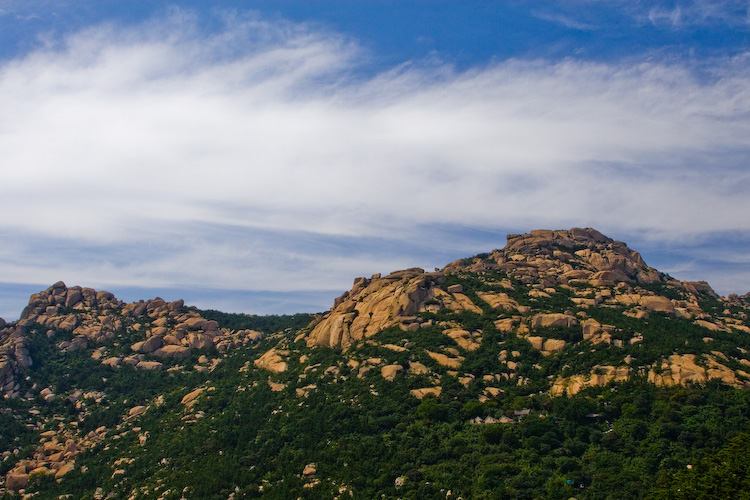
[194,309,317,333]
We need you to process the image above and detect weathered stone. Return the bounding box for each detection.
[65,289,82,308]
[186,332,214,349]
[443,328,481,351]
[101,357,122,367]
[381,364,404,381]
[96,290,115,303]
[55,462,75,479]
[135,361,162,370]
[407,361,430,375]
[302,463,317,476]
[132,335,164,354]
[425,350,464,368]
[254,348,288,373]
[153,345,191,359]
[531,313,578,329]
[640,295,674,314]
[181,388,205,406]
[128,405,148,417]
[307,269,438,350]
[5,472,29,490]
[476,292,518,310]
[410,387,442,399]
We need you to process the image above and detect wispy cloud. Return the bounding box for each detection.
[532,10,600,31]
[644,0,750,27]
[1,9,749,315]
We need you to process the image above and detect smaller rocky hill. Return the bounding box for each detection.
[0,282,266,401]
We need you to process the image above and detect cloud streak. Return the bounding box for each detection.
[1,9,749,316]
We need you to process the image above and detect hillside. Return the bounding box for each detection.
[1,228,750,499]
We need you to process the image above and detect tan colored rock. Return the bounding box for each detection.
[615,293,641,306]
[444,328,481,351]
[476,291,518,310]
[129,405,148,417]
[381,364,404,381]
[307,269,440,349]
[55,462,75,479]
[425,350,464,368]
[29,466,50,477]
[484,387,503,397]
[494,318,518,332]
[181,388,205,406]
[132,335,164,354]
[410,387,442,399]
[5,472,28,490]
[296,385,317,398]
[43,441,63,453]
[57,314,78,331]
[407,361,430,375]
[135,361,162,371]
[267,380,286,392]
[254,348,288,373]
[640,295,674,314]
[543,339,566,353]
[695,320,731,332]
[531,313,577,329]
[382,344,407,352]
[153,345,192,359]
[526,336,544,350]
[448,292,484,314]
[648,354,707,386]
[706,355,739,385]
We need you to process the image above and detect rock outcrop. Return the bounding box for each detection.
[443,227,661,286]
[306,269,445,350]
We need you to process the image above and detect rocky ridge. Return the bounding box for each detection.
[299,228,750,397]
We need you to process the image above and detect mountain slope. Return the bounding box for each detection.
[1,227,750,499]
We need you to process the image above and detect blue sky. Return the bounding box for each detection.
[1,1,749,320]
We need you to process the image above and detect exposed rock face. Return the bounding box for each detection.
[410,387,442,399]
[307,269,444,350]
[381,364,404,381]
[531,313,578,329]
[254,348,289,373]
[443,227,661,286]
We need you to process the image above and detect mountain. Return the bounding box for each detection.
[1,228,750,499]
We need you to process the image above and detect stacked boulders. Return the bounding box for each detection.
[443,228,662,287]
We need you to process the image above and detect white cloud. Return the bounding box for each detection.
[644,0,750,27]
[1,9,750,306]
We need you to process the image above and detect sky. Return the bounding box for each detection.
[1,0,750,320]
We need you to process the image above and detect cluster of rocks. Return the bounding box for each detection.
[306,228,666,352]
[0,282,267,398]
[293,228,750,398]
[444,228,662,286]
[0,323,32,399]
[3,427,86,492]
[306,269,446,350]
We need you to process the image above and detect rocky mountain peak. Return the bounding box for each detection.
[444,227,662,286]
